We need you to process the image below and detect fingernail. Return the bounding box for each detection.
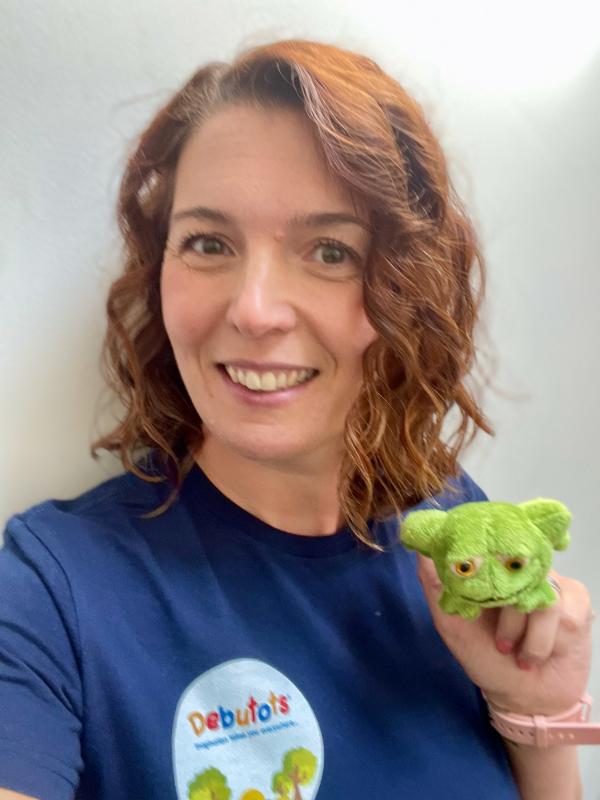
[496,638,514,654]
[516,657,532,671]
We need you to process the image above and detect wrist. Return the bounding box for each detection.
[483,691,600,748]
[503,740,582,800]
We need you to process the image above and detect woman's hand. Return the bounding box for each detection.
[417,554,595,716]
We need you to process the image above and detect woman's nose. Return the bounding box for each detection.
[225,251,297,337]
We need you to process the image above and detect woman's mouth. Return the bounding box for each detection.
[216,363,320,407]
[220,363,318,391]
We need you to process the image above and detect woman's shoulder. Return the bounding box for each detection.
[404,466,489,517]
[11,466,144,520]
[2,466,166,569]
[444,466,489,505]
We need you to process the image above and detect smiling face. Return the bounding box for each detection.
[160,103,378,470]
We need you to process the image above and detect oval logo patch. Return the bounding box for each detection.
[172,658,324,799]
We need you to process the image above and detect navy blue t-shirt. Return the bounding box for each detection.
[0,456,519,799]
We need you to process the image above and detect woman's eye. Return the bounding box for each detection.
[313,239,355,266]
[172,232,359,272]
[496,555,529,572]
[181,233,229,257]
[450,556,483,577]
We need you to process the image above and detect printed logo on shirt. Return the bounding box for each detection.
[172,658,323,799]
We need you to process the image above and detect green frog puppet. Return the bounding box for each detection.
[400,498,571,620]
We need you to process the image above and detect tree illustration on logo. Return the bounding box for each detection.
[279,748,317,800]
[187,767,232,800]
[271,770,293,799]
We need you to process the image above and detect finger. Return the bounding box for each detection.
[415,553,482,650]
[557,575,594,630]
[416,553,442,599]
[416,552,442,584]
[415,553,458,630]
[495,605,528,654]
[553,576,596,658]
[517,602,562,667]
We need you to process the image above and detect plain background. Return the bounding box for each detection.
[1,0,599,794]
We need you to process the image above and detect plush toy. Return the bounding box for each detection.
[400,498,571,620]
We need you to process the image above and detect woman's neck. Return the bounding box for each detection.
[193,436,345,536]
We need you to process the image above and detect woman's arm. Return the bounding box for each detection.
[415,555,594,799]
[503,740,581,800]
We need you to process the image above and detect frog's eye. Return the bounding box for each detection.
[450,556,483,577]
[497,555,530,572]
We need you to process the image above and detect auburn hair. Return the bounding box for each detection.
[91,38,495,550]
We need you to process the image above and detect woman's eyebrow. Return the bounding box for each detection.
[292,211,372,232]
[169,205,371,232]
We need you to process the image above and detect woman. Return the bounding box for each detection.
[0,39,593,799]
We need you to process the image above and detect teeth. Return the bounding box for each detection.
[224,366,315,392]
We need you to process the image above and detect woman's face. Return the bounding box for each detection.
[160,103,378,469]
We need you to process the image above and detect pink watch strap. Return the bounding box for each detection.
[484,693,600,747]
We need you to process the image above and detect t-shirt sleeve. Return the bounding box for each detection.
[0,512,84,799]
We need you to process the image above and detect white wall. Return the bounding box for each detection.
[1,0,599,793]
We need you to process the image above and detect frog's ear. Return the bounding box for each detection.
[400,509,448,557]
[518,498,572,551]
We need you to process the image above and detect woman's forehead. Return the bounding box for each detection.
[170,105,368,228]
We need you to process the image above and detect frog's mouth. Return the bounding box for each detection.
[457,577,537,604]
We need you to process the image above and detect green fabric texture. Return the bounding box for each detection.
[400,499,571,619]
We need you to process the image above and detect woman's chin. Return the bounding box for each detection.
[201,429,316,466]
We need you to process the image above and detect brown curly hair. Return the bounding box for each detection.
[91,37,495,550]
